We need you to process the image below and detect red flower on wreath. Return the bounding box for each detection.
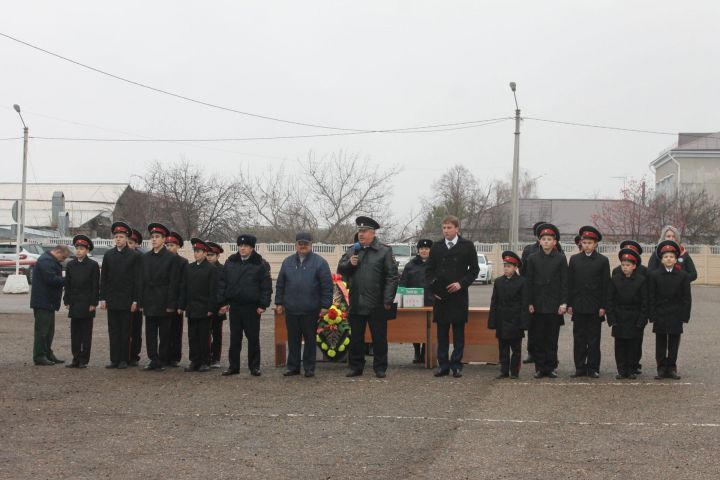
[327,309,338,320]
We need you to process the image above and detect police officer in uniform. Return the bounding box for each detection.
[524,223,568,378]
[567,226,610,378]
[165,231,188,367]
[63,235,100,368]
[127,228,144,366]
[338,216,399,378]
[99,221,142,369]
[398,238,434,363]
[206,241,226,368]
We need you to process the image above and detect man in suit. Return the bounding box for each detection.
[99,221,142,369]
[30,244,71,365]
[63,235,100,368]
[338,217,399,378]
[426,215,479,378]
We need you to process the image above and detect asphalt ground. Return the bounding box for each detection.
[1,284,719,479]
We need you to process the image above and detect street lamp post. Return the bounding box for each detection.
[508,83,521,252]
[3,104,30,294]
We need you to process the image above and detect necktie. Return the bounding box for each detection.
[448,241,454,249]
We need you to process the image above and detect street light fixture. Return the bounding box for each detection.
[3,104,30,293]
[508,83,521,252]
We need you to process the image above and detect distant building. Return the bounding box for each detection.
[0,183,133,239]
[650,132,720,199]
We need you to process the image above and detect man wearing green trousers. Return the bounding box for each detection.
[30,244,71,365]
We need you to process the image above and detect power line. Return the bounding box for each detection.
[0,31,509,134]
[525,117,720,139]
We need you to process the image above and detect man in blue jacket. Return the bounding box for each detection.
[275,232,333,377]
[30,244,71,365]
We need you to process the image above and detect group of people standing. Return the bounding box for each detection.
[28,215,694,381]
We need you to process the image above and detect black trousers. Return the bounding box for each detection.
[286,312,318,373]
[526,314,537,359]
[145,315,171,366]
[128,310,143,362]
[614,337,637,376]
[348,314,388,374]
[437,321,465,372]
[572,314,602,373]
[33,308,56,362]
[656,333,681,372]
[188,317,211,366]
[209,315,224,364]
[499,337,522,375]
[413,343,426,359]
[70,318,93,365]
[633,329,645,370]
[168,312,183,363]
[531,313,562,374]
[228,305,261,371]
[107,310,131,365]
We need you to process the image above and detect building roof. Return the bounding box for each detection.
[651,132,720,168]
[0,183,130,228]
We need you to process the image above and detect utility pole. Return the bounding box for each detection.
[509,82,521,252]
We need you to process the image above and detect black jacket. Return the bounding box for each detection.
[211,261,227,320]
[139,247,181,316]
[179,259,218,318]
[520,242,564,276]
[525,248,568,315]
[217,250,273,308]
[30,252,65,311]
[648,250,697,282]
[648,267,692,335]
[172,254,189,309]
[399,255,434,306]
[567,250,610,315]
[99,246,142,310]
[338,238,399,316]
[488,274,530,339]
[606,270,647,339]
[425,236,479,324]
[612,263,648,278]
[63,257,100,318]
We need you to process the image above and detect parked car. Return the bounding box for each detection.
[474,253,494,285]
[390,243,416,273]
[0,243,40,284]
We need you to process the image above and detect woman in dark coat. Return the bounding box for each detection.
[606,248,647,379]
[647,226,697,282]
[398,239,434,363]
[488,251,529,379]
[647,240,692,380]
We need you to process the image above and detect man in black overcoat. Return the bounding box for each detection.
[426,215,479,378]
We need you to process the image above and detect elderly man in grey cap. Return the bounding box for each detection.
[275,232,333,377]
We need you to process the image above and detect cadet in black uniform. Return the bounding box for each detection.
[488,251,529,379]
[567,226,610,378]
[218,234,273,377]
[165,231,188,367]
[520,221,546,365]
[179,239,218,373]
[612,240,648,375]
[525,223,568,379]
[99,221,142,369]
[127,228,144,366]
[398,238,434,363]
[206,241,226,368]
[648,240,692,380]
[63,235,100,368]
[606,248,647,379]
[140,223,181,371]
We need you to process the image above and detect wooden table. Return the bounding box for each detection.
[274,307,497,369]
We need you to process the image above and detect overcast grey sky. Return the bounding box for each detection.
[2,1,719,221]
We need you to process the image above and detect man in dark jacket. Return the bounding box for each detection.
[64,236,100,368]
[206,241,226,368]
[607,248,647,379]
[520,221,546,364]
[338,216,399,378]
[127,228,144,366]
[165,231,188,367]
[100,222,142,369]
[567,226,610,378]
[648,240,692,380]
[140,223,180,371]
[399,239,434,363]
[30,245,70,365]
[179,238,218,373]
[525,223,568,379]
[426,215,479,378]
[218,234,273,377]
[488,251,529,379]
[275,232,333,377]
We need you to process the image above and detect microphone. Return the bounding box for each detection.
[353,242,361,255]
